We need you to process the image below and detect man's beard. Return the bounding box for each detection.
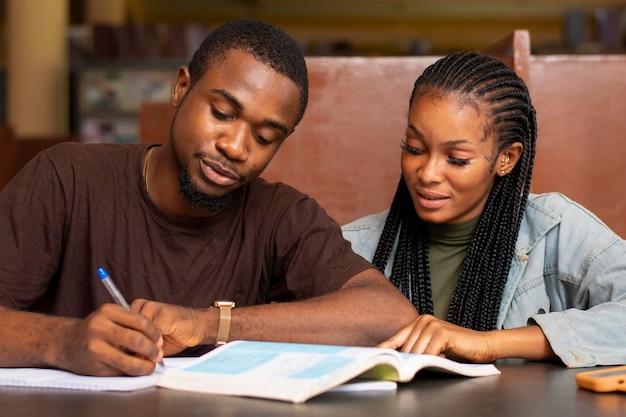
[178,164,233,214]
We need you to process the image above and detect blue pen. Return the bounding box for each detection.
[97,267,166,369]
[97,267,130,309]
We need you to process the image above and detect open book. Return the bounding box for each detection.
[156,340,500,403]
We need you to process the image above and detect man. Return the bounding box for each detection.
[0,18,417,376]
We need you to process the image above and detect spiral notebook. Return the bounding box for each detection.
[0,357,193,392]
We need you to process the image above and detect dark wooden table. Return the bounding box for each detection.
[0,359,624,417]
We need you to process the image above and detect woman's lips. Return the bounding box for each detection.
[415,189,449,210]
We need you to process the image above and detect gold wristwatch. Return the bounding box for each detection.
[213,300,235,345]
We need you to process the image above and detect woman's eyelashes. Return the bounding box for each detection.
[448,156,471,166]
[401,141,472,166]
[400,141,423,155]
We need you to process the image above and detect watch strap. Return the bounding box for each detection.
[213,300,235,345]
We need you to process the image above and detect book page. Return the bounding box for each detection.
[354,349,500,382]
[176,341,382,379]
[360,351,500,381]
[398,352,500,378]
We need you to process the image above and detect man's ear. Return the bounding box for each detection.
[171,66,191,108]
[498,142,523,177]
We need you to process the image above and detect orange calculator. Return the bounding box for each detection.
[576,365,626,393]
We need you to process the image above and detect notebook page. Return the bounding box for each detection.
[0,357,193,392]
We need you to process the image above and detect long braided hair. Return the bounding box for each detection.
[372,51,537,331]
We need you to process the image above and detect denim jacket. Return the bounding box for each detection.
[342,193,626,368]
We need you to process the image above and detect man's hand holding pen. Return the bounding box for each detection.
[57,303,165,377]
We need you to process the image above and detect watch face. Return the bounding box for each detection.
[214,301,235,308]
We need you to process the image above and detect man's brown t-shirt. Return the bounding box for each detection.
[0,143,372,317]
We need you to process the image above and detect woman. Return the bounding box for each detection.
[342,51,626,368]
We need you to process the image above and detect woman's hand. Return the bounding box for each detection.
[378,314,497,362]
[378,314,557,363]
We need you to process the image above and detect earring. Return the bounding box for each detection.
[500,153,510,175]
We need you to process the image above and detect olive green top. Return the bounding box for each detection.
[427,215,480,319]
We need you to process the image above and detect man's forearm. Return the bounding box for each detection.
[0,306,75,368]
[224,270,418,346]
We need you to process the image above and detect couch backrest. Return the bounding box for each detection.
[529,55,626,238]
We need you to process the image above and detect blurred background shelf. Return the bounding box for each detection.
[0,0,625,143]
[71,62,181,143]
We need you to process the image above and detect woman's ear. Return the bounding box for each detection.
[171,66,191,108]
[498,143,523,177]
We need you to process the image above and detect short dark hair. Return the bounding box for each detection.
[187,18,309,126]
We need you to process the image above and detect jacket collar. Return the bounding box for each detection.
[515,194,561,255]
